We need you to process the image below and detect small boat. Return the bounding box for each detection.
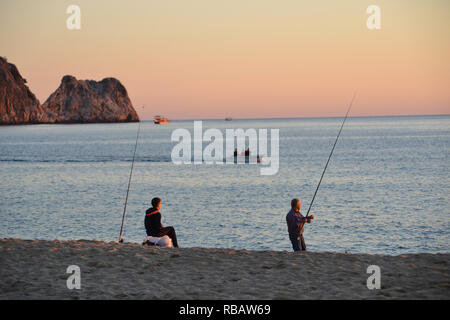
[154,115,169,124]
[232,148,265,163]
[225,117,233,121]
[232,155,266,164]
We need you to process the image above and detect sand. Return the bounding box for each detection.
[0,238,448,299]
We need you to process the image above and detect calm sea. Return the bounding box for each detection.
[0,115,449,254]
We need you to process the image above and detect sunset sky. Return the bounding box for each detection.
[1,0,449,120]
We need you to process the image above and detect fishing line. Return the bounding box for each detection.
[306,93,356,217]
[118,109,143,242]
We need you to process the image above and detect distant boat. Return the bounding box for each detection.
[232,148,265,163]
[225,117,233,121]
[154,115,169,124]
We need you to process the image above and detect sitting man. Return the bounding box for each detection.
[144,197,179,247]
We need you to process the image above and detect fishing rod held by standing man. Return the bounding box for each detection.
[286,93,355,252]
[306,92,356,217]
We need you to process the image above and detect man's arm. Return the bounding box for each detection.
[160,214,164,229]
[295,215,306,227]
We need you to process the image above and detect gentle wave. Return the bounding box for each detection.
[0,157,173,163]
[0,156,268,164]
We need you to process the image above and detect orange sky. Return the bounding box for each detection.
[1,0,449,119]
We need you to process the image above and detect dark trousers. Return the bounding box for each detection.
[153,226,179,248]
[289,234,306,252]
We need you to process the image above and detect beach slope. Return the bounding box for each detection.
[0,239,448,299]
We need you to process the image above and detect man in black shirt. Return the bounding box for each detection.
[144,197,179,247]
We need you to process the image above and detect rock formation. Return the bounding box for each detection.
[42,75,139,123]
[0,57,49,125]
[0,56,139,125]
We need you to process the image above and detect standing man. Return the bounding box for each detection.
[145,197,179,247]
[286,198,314,251]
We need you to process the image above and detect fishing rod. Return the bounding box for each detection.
[306,93,356,218]
[118,107,143,243]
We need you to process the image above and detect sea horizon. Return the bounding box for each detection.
[148,113,450,122]
[2,113,448,126]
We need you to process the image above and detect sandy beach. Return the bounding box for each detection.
[0,238,448,300]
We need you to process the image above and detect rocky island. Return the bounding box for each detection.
[42,75,139,123]
[0,57,139,125]
[0,57,49,124]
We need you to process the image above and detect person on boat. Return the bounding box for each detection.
[144,197,179,247]
[286,198,314,251]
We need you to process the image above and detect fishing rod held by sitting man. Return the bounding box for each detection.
[286,198,314,251]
